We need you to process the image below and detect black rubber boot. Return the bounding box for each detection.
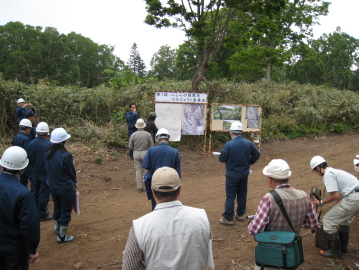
[319,232,342,259]
[338,225,349,253]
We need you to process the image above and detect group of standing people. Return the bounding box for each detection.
[124,114,359,269]
[0,98,78,269]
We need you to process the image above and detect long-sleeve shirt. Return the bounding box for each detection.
[247,184,318,235]
[142,142,181,177]
[128,129,154,151]
[28,136,52,179]
[0,172,40,254]
[15,107,35,123]
[44,150,77,190]
[219,135,260,177]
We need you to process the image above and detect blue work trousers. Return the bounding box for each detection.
[222,172,249,222]
[51,187,75,226]
[32,177,51,219]
[0,247,29,270]
[20,171,31,188]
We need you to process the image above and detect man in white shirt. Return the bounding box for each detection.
[122,167,214,270]
[310,156,359,258]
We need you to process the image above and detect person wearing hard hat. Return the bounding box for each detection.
[11,119,33,187]
[219,121,260,226]
[27,122,53,221]
[122,167,214,270]
[0,146,40,268]
[44,128,77,243]
[142,128,181,210]
[129,119,154,193]
[16,98,35,123]
[144,112,158,143]
[248,159,318,269]
[310,156,359,258]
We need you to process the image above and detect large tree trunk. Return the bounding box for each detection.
[261,64,271,82]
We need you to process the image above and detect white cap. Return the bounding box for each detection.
[230,121,243,131]
[152,167,181,192]
[310,156,326,170]
[263,159,292,179]
[19,119,32,128]
[50,128,71,143]
[353,155,359,166]
[17,98,25,103]
[135,119,146,129]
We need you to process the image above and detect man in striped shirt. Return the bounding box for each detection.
[248,159,318,269]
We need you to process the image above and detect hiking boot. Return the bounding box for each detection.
[138,188,143,193]
[219,217,233,226]
[235,214,245,221]
[40,214,54,222]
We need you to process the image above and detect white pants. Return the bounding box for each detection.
[323,192,359,234]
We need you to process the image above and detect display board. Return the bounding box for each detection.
[211,104,262,132]
[154,91,208,141]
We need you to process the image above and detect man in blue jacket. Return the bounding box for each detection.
[219,121,260,226]
[28,122,53,221]
[126,103,140,138]
[11,118,33,187]
[15,98,35,123]
[0,146,40,269]
[142,128,181,210]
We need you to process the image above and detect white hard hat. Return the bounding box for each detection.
[353,155,359,166]
[50,128,71,143]
[19,119,32,128]
[263,159,292,179]
[36,122,49,133]
[0,146,29,170]
[17,98,25,103]
[230,121,243,131]
[310,156,326,170]
[156,128,170,139]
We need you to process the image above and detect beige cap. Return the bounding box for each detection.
[135,119,146,129]
[152,167,181,192]
[263,159,292,179]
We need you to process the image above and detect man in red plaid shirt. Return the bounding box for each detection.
[247,159,318,269]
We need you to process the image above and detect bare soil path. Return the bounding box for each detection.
[31,134,359,269]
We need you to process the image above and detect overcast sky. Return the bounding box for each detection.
[0,0,358,68]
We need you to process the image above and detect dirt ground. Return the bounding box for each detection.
[30,134,359,270]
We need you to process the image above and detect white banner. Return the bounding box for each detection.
[155,103,183,141]
[155,91,207,104]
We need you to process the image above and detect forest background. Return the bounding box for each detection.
[1,0,359,151]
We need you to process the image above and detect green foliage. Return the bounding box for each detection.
[148,45,177,80]
[0,21,123,87]
[127,43,147,78]
[3,78,359,145]
[288,28,359,90]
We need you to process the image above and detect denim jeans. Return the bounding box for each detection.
[222,172,249,221]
